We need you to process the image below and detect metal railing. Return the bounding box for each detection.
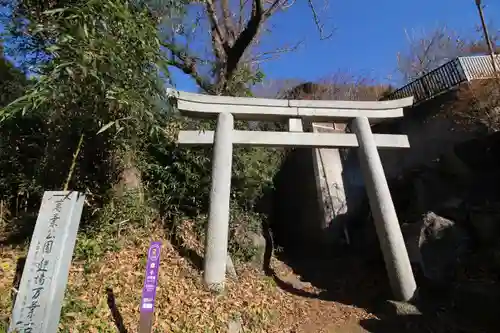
[460,55,500,80]
[384,55,500,104]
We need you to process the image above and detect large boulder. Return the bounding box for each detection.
[232,228,267,265]
[401,212,470,283]
[468,207,500,246]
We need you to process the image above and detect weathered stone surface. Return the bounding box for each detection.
[120,166,142,189]
[246,231,267,264]
[226,255,237,279]
[113,166,143,201]
[9,191,85,333]
[248,231,266,249]
[469,210,500,245]
[227,316,243,333]
[449,282,500,327]
[440,148,471,178]
[402,212,470,283]
[401,222,424,267]
[386,300,422,316]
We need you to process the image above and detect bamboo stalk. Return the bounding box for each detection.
[63,133,85,191]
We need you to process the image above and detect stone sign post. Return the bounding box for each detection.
[9,191,85,333]
[168,89,417,301]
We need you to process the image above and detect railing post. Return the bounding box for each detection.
[351,116,417,301]
[204,112,234,292]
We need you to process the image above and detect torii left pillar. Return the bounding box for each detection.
[204,112,234,292]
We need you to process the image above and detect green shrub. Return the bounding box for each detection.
[0,0,284,264]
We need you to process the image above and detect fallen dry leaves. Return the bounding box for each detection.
[0,224,376,332]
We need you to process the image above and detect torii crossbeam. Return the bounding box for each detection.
[168,89,417,302]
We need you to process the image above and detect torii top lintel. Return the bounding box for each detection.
[166,88,414,122]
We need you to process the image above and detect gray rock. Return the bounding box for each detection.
[441,197,463,210]
[247,231,266,263]
[401,222,424,267]
[113,166,142,197]
[227,316,243,333]
[469,210,500,245]
[438,197,467,225]
[440,149,471,178]
[226,255,237,279]
[248,231,266,249]
[386,300,422,316]
[445,282,500,330]
[402,212,470,283]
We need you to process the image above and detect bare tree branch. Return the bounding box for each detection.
[397,24,500,131]
[397,25,500,82]
[204,0,227,59]
[397,27,468,82]
[307,0,334,40]
[223,0,264,83]
[163,41,215,93]
[163,0,335,95]
[220,0,236,44]
[251,40,303,63]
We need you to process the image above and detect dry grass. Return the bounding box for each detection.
[448,78,500,131]
[0,221,375,333]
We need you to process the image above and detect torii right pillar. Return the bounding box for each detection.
[352,116,417,301]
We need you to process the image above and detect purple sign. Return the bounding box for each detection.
[140,242,161,313]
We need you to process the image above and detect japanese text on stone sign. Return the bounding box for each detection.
[16,195,67,332]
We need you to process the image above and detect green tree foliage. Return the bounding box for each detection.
[0,45,28,107]
[0,0,171,227]
[158,0,333,96]
[0,0,282,260]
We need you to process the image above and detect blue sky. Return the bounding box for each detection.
[172,0,500,92]
[2,1,499,93]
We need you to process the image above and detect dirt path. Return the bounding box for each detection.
[267,258,378,332]
[1,231,380,333]
[5,228,492,332]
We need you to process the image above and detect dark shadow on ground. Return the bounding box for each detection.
[259,147,500,333]
[269,226,500,332]
[258,148,390,307]
[106,287,128,333]
[358,279,500,333]
[273,243,391,306]
[261,219,274,276]
[0,215,37,247]
[359,313,442,333]
[165,225,204,271]
[10,257,26,312]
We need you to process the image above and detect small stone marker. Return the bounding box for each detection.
[139,241,162,333]
[9,191,85,333]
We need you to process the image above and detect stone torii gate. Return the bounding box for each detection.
[167,89,417,301]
